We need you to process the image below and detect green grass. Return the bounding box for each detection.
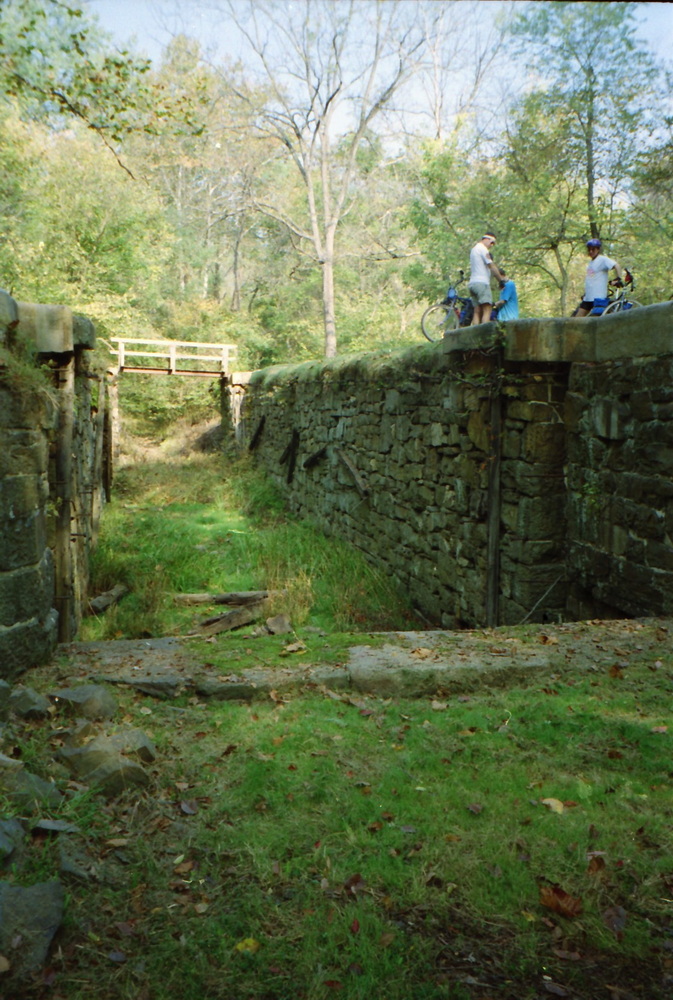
[5,447,672,998]
[83,452,416,641]
[5,665,672,999]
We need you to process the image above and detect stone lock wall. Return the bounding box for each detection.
[226,345,570,628]
[0,290,111,679]
[226,303,673,627]
[566,355,673,619]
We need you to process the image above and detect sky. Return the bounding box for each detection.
[86,0,673,69]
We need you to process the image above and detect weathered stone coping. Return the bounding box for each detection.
[227,302,673,389]
[0,290,95,353]
[446,301,673,364]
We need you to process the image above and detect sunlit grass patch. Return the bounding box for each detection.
[84,452,416,640]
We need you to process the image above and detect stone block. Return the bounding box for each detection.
[16,301,73,354]
[0,610,58,681]
[645,538,673,573]
[0,511,48,572]
[0,474,45,517]
[425,422,447,447]
[0,429,48,478]
[522,422,566,463]
[588,398,630,440]
[516,494,567,540]
[0,551,54,628]
[0,290,18,340]
[467,409,491,453]
[594,301,673,362]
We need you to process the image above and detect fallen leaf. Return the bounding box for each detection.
[539,884,583,918]
[543,982,569,996]
[379,931,395,948]
[234,938,261,954]
[108,951,126,963]
[180,800,199,815]
[539,634,559,645]
[467,803,483,814]
[651,726,668,734]
[350,918,360,935]
[114,921,137,937]
[431,700,447,711]
[194,902,209,914]
[343,873,366,896]
[0,955,10,973]
[553,948,581,961]
[280,641,306,655]
[602,905,627,939]
[541,798,565,814]
[587,855,606,875]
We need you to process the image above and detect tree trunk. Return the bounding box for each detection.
[585,69,598,238]
[552,245,568,315]
[322,255,337,359]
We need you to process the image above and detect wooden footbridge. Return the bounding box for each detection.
[109,337,237,377]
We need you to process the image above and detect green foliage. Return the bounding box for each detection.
[1,0,671,355]
[0,328,55,398]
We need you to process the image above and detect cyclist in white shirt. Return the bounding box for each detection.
[574,238,623,317]
[468,232,504,325]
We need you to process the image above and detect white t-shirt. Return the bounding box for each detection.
[469,242,493,285]
[585,254,616,300]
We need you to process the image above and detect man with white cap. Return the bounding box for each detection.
[468,232,504,326]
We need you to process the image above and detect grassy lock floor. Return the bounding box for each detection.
[2,446,672,1000]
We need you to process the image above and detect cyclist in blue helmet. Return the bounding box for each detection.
[573,238,623,317]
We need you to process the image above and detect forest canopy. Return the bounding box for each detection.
[1,0,671,367]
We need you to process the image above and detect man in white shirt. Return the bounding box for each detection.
[574,238,623,317]
[468,232,504,325]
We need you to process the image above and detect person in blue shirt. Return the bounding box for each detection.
[494,268,519,320]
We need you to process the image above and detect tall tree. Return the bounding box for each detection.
[510,1,660,240]
[213,0,427,357]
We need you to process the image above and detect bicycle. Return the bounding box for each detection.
[591,269,642,316]
[420,270,474,341]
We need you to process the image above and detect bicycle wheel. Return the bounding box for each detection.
[602,298,642,316]
[420,302,459,341]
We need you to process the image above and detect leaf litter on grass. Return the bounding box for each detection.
[14,447,673,999]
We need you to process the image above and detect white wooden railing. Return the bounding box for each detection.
[110,338,237,377]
